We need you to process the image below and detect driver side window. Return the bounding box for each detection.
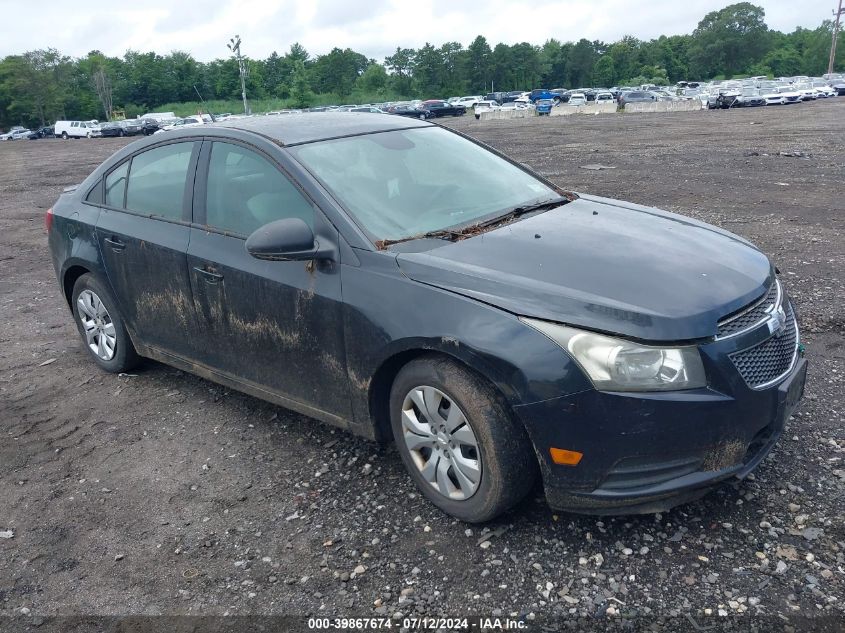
[205,143,314,236]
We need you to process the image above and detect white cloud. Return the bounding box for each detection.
[0,0,832,61]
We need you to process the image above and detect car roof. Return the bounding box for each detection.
[213,112,432,146]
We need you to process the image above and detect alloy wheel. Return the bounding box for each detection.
[76,289,117,360]
[401,386,481,500]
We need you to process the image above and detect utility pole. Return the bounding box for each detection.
[830,0,845,76]
[227,35,251,115]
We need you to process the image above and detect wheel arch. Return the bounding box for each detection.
[366,343,519,444]
[62,264,92,306]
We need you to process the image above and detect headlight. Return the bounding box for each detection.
[520,318,707,392]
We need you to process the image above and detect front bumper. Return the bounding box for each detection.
[514,348,807,515]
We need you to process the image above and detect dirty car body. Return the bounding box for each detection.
[48,113,806,520]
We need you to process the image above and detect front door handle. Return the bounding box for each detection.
[104,236,125,252]
[193,266,223,283]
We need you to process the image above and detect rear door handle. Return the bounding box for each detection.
[104,236,125,252]
[193,266,224,283]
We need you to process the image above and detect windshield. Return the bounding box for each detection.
[290,127,558,242]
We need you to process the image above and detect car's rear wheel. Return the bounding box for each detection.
[71,274,139,373]
[61,131,68,139]
[390,355,537,522]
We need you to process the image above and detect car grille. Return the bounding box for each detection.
[729,302,797,388]
[717,280,779,338]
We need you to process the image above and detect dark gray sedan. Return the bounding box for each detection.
[47,114,806,522]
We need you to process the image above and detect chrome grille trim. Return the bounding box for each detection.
[728,301,799,390]
[715,279,782,340]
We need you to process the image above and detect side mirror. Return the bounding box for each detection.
[246,218,331,262]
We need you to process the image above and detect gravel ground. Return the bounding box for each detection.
[1,100,843,632]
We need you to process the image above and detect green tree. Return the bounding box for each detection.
[762,47,802,77]
[464,36,492,92]
[289,60,313,108]
[567,39,597,87]
[384,47,415,95]
[689,3,771,78]
[413,43,445,96]
[357,63,388,93]
[593,55,616,86]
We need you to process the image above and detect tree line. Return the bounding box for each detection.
[0,2,840,129]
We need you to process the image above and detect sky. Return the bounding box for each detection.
[0,0,835,62]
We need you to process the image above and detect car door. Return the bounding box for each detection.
[186,140,350,419]
[95,140,200,356]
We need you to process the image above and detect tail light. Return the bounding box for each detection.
[45,207,54,232]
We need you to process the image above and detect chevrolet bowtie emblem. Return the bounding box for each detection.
[767,306,787,337]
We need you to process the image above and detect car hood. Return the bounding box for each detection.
[395,194,773,341]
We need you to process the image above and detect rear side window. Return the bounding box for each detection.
[126,142,194,220]
[205,142,314,236]
[85,180,103,205]
[105,162,128,207]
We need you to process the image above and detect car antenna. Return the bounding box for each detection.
[194,85,216,122]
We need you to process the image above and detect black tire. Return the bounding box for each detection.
[61,131,68,139]
[71,273,140,373]
[418,113,426,120]
[389,355,538,522]
[118,129,124,137]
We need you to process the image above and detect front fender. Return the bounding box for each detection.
[340,250,592,434]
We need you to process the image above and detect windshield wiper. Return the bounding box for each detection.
[477,196,570,228]
[376,228,464,248]
[375,196,570,250]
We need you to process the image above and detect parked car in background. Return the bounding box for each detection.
[154,116,205,134]
[528,89,562,103]
[763,92,786,105]
[28,126,54,139]
[55,120,100,139]
[139,118,165,135]
[500,101,531,111]
[473,100,500,119]
[6,128,33,140]
[595,91,615,103]
[47,113,806,522]
[390,105,431,120]
[455,95,483,108]
[618,91,658,108]
[734,87,766,107]
[350,107,386,113]
[139,112,176,122]
[568,93,588,106]
[775,86,803,104]
[421,101,467,118]
[99,122,127,137]
[502,91,526,103]
[535,98,554,115]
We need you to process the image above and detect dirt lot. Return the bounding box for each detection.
[1,101,844,631]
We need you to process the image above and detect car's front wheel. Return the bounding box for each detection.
[71,273,139,373]
[390,355,537,522]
